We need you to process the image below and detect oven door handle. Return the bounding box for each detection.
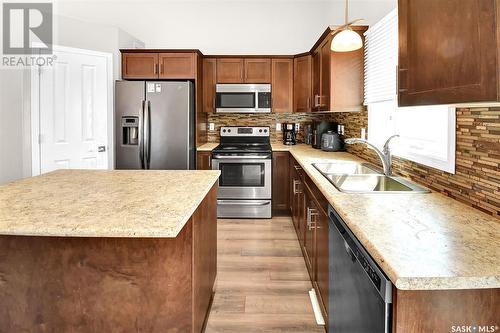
[217,200,271,206]
[212,154,271,159]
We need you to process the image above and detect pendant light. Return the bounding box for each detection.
[331,0,363,52]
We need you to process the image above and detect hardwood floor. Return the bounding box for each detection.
[205,216,325,333]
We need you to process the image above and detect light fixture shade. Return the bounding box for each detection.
[331,29,363,52]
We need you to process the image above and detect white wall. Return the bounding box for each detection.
[54,0,396,54]
[0,11,143,184]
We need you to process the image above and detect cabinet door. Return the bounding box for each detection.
[272,152,290,214]
[217,58,244,83]
[312,51,321,111]
[271,59,293,113]
[315,207,329,319]
[293,55,312,113]
[319,39,331,111]
[202,58,217,113]
[398,0,499,106]
[303,188,316,279]
[158,53,196,79]
[244,58,271,83]
[196,151,212,170]
[122,52,158,79]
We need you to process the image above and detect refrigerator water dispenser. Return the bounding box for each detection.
[122,116,139,145]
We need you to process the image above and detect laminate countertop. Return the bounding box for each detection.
[275,143,500,290]
[0,169,220,238]
[198,142,500,290]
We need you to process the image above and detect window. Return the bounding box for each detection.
[364,9,456,174]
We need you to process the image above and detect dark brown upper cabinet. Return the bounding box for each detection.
[121,51,197,79]
[158,53,196,79]
[271,58,293,113]
[216,58,244,83]
[398,0,500,106]
[294,55,312,113]
[202,58,217,113]
[122,53,159,79]
[244,58,271,83]
[310,26,366,112]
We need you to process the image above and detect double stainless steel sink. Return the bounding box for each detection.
[313,162,429,193]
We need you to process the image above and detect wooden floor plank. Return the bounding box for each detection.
[206,217,325,333]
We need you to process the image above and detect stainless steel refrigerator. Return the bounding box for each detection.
[115,81,195,170]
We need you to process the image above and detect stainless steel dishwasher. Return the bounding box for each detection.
[328,205,393,332]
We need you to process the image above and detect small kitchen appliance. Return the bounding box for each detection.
[282,123,297,145]
[215,84,271,113]
[312,121,337,149]
[211,127,272,218]
[321,131,344,151]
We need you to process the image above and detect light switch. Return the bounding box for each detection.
[209,123,215,131]
[276,123,282,131]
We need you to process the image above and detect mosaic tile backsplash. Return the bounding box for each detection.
[208,108,499,216]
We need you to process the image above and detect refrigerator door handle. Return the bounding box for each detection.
[139,100,145,169]
[144,100,152,169]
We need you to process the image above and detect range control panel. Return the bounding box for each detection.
[220,126,269,137]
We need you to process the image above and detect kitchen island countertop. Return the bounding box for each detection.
[0,169,220,238]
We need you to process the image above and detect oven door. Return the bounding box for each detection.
[212,157,272,199]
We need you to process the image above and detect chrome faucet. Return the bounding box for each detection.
[344,135,400,176]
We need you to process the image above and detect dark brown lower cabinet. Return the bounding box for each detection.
[314,204,329,321]
[272,152,290,214]
[197,151,212,170]
[303,183,316,280]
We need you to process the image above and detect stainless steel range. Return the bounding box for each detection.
[212,126,272,218]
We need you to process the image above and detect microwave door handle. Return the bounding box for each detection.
[255,91,259,112]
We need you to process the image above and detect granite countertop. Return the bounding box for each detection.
[0,169,220,238]
[285,144,500,290]
[198,142,500,290]
[197,143,219,151]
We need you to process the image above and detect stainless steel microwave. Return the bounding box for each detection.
[215,84,271,113]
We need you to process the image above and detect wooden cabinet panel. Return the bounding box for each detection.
[197,151,212,170]
[271,59,293,113]
[293,55,312,113]
[303,186,316,279]
[244,58,271,83]
[158,53,196,79]
[216,58,244,83]
[398,0,499,106]
[202,58,217,113]
[319,39,331,111]
[272,152,290,214]
[314,206,329,320]
[122,53,158,79]
[312,51,321,111]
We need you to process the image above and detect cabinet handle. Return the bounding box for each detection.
[307,97,310,110]
[208,155,212,168]
[160,63,163,75]
[293,180,302,195]
[153,63,157,74]
[314,95,320,107]
[212,97,216,111]
[307,207,318,230]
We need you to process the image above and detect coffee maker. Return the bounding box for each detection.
[282,123,297,145]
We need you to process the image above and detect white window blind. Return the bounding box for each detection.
[364,9,456,174]
[363,9,398,104]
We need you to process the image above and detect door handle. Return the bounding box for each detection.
[98,146,106,152]
[144,100,151,169]
[139,101,145,169]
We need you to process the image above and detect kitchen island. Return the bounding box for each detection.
[0,169,220,333]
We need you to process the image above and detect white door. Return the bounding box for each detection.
[37,47,110,174]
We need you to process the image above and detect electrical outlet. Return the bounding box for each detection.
[276,123,282,131]
[209,123,215,131]
[361,128,366,140]
[295,123,300,132]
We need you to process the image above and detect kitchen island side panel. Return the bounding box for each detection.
[0,226,195,332]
